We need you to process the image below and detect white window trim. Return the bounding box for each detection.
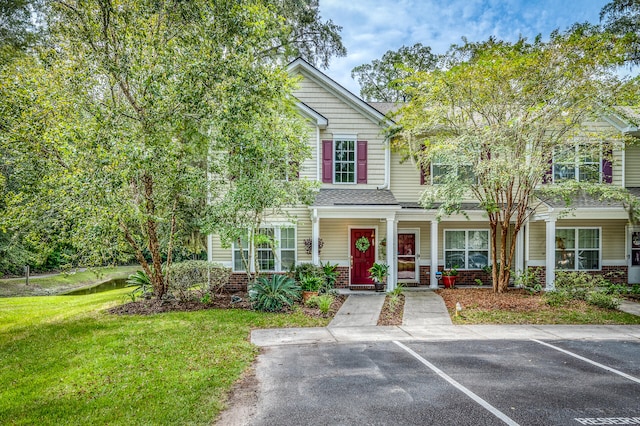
[443,229,491,270]
[333,136,357,184]
[552,144,602,184]
[232,225,297,273]
[555,227,601,271]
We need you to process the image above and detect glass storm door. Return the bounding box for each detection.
[397,232,418,282]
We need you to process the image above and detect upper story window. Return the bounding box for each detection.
[334,140,355,183]
[551,144,612,184]
[555,228,600,270]
[430,155,475,185]
[322,139,367,184]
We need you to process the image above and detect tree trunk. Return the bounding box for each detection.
[142,172,166,298]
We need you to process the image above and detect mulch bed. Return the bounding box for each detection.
[108,292,347,318]
[436,288,545,312]
[377,294,405,326]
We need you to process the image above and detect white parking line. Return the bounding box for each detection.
[393,341,520,426]
[531,339,640,385]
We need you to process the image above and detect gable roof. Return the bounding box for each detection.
[287,57,394,127]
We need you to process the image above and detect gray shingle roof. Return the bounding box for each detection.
[539,191,624,208]
[313,189,398,206]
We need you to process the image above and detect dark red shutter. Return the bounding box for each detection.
[420,165,426,185]
[322,140,333,183]
[357,140,367,184]
[543,157,553,184]
[602,147,612,184]
[419,144,427,185]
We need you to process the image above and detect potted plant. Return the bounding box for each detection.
[368,262,389,292]
[300,275,323,302]
[442,266,458,288]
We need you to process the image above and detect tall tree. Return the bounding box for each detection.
[1,0,316,295]
[351,43,437,102]
[392,31,635,293]
[601,0,640,64]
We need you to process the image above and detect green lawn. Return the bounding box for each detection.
[0,265,140,297]
[0,289,328,425]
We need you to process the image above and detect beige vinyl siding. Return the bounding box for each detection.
[299,121,318,181]
[210,234,232,263]
[294,73,386,188]
[626,145,640,186]
[390,151,424,202]
[527,219,626,262]
[578,118,625,187]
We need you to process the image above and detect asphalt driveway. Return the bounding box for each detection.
[234,339,640,426]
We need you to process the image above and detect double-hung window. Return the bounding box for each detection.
[334,139,356,183]
[553,145,601,183]
[444,230,489,269]
[555,228,600,270]
[431,156,475,185]
[233,226,296,272]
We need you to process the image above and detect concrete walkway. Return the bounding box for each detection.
[328,293,386,327]
[250,289,640,347]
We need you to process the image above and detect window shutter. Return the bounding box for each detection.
[602,148,612,184]
[419,144,428,185]
[543,158,553,184]
[322,140,333,183]
[357,140,367,184]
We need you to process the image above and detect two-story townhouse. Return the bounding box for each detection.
[208,58,640,291]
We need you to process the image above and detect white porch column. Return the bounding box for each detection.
[545,217,557,291]
[515,225,525,274]
[386,217,396,291]
[430,220,439,289]
[312,209,320,266]
[207,234,213,263]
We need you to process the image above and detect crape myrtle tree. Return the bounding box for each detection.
[1,0,342,296]
[391,29,638,293]
[601,0,640,65]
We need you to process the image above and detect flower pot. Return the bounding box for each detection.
[374,282,385,292]
[442,276,456,288]
[302,291,318,303]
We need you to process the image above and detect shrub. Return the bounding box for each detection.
[291,263,322,282]
[305,295,320,308]
[546,271,622,310]
[515,267,541,293]
[300,275,323,292]
[126,270,153,301]
[586,292,620,310]
[249,275,300,312]
[317,294,334,314]
[167,261,231,300]
[321,261,339,293]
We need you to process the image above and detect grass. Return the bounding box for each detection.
[0,289,329,425]
[0,265,139,297]
[449,301,640,325]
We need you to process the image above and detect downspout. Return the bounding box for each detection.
[377,138,390,190]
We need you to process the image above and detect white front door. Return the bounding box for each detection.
[629,228,640,284]
[397,231,419,284]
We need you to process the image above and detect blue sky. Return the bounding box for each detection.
[320,0,611,95]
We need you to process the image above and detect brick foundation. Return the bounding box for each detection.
[528,266,628,287]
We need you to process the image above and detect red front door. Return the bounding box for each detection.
[351,228,375,285]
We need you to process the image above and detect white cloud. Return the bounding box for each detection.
[320,0,610,95]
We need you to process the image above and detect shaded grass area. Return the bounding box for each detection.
[438,288,640,325]
[0,289,328,425]
[0,265,139,297]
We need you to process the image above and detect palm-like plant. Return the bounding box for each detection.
[249,275,301,312]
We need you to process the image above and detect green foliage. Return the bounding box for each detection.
[300,275,323,292]
[292,263,322,282]
[351,43,437,102]
[316,294,334,314]
[321,261,339,292]
[386,284,404,311]
[249,274,301,312]
[392,30,630,293]
[368,262,389,283]
[126,270,153,301]
[387,283,404,297]
[167,261,231,301]
[545,271,621,310]
[442,266,458,277]
[600,0,640,65]
[515,268,542,294]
